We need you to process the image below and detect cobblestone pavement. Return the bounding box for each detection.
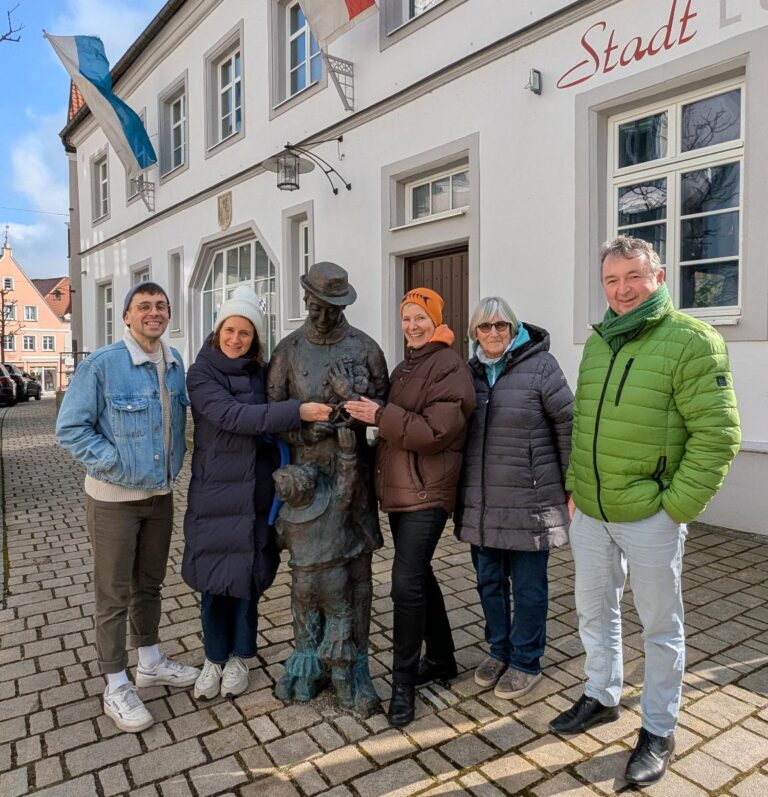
[2,400,768,797]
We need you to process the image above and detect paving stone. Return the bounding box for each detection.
[129,740,206,786]
[702,725,768,770]
[35,757,64,788]
[290,761,328,795]
[440,734,496,768]
[405,714,457,748]
[0,768,28,797]
[272,704,322,734]
[354,759,434,797]
[266,730,321,767]
[247,715,281,742]
[30,774,99,797]
[158,776,194,797]
[202,722,255,759]
[66,734,142,776]
[520,733,584,771]
[479,715,535,751]
[480,750,544,793]
[239,744,273,779]
[530,771,601,796]
[672,750,740,790]
[732,771,768,797]
[99,764,130,796]
[686,692,755,728]
[189,755,247,797]
[46,719,97,754]
[240,772,300,797]
[314,743,373,786]
[308,722,345,751]
[360,728,418,765]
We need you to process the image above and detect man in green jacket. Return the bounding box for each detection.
[549,237,740,786]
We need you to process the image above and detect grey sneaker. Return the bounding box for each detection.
[221,656,249,697]
[494,668,542,699]
[474,656,507,688]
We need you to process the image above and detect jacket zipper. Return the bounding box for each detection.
[614,358,635,406]
[478,381,496,547]
[593,351,618,522]
[651,455,667,491]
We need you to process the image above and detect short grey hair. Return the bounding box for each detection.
[600,236,663,276]
[467,296,519,343]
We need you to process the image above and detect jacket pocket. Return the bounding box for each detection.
[614,358,635,406]
[408,452,427,499]
[651,455,667,491]
[109,397,149,438]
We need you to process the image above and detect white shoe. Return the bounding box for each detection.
[221,656,249,697]
[103,683,153,733]
[135,654,200,688]
[194,659,222,700]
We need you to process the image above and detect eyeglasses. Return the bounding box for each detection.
[133,302,170,314]
[476,321,511,333]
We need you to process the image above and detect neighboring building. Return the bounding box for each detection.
[32,276,73,320]
[1,242,73,393]
[60,0,768,534]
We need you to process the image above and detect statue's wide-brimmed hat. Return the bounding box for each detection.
[300,262,357,306]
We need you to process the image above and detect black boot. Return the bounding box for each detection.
[415,656,458,686]
[625,728,675,786]
[549,694,620,734]
[387,683,416,727]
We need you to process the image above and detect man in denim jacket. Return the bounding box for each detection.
[56,281,198,733]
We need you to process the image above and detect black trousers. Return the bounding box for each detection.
[389,508,455,685]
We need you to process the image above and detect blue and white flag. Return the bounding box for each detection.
[45,33,156,179]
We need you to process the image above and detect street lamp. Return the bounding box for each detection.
[263,137,351,195]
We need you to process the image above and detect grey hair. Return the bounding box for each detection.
[600,236,663,276]
[467,297,519,343]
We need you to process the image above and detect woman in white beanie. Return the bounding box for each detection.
[182,286,331,699]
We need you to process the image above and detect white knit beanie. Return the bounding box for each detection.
[214,286,264,336]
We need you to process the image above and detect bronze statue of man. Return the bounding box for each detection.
[267,262,388,717]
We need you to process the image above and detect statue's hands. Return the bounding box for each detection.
[327,361,355,400]
[337,426,356,454]
[299,402,333,422]
[303,421,335,444]
[344,396,380,426]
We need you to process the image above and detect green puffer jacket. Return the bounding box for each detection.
[565,307,740,524]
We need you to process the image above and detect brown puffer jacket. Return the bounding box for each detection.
[375,341,476,513]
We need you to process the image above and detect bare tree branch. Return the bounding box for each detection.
[0,4,23,44]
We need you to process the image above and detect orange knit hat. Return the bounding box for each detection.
[400,287,443,327]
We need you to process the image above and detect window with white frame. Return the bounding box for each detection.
[384,0,449,33]
[406,165,470,223]
[132,265,151,284]
[160,83,187,176]
[3,334,14,351]
[92,152,109,221]
[23,335,35,351]
[24,305,38,322]
[2,277,12,290]
[202,241,277,356]
[100,283,114,346]
[168,249,184,335]
[3,303,16,320]
[298,219,311,280]
[216,48,242,144]
[287,1,322,97]
[42,336,55,352]
[609,80,743,314]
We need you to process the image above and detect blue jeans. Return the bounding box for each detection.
[570,509,687,737]
[200,592,259,666]
[471,546,549,675]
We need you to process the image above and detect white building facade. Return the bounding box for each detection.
[62,0,768,534]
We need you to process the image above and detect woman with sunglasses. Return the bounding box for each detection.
[454,297,573,700]
[345,288,475,727]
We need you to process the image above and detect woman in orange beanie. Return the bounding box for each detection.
[345,288,475,727]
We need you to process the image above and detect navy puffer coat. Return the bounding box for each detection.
[182,336,301,600]
[454,323,573,551]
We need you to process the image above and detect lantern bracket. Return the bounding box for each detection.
[263,136,351,195]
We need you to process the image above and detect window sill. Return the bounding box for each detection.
[270,78,326,120]
[159,161,189,185]
[684,310,740,326]
[205,128,245,159]
[390,206,467,231]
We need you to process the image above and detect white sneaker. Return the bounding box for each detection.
[194,659,223,700]
[221,656,249,697]
[135,654,200,688]
[103,683,153,733]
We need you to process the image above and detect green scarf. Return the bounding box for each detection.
[594,283,672,353]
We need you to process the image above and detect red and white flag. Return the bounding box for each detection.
[299,0,378,49]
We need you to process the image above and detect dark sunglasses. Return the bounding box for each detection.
[476,321,511,333]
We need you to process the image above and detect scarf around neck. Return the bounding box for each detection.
[595,283,673,353]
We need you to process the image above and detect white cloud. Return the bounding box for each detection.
[53,0,163,63]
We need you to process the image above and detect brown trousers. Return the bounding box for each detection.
[86,494,173,673]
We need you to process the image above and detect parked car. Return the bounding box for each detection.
[0,364,17,406]
[4,364,31,402]
[23,372,42,400]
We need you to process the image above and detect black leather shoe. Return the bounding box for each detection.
[625,728,675,786]
[387,683,416,727]
[549,694,620,734]
[415,656,458,686]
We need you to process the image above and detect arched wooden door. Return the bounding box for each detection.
[405,247,469,357]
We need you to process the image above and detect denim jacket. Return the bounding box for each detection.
[56,337,188,489]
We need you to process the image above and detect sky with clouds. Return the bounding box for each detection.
[0,0,165,279]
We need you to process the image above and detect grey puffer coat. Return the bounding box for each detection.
[454,323,573,551]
